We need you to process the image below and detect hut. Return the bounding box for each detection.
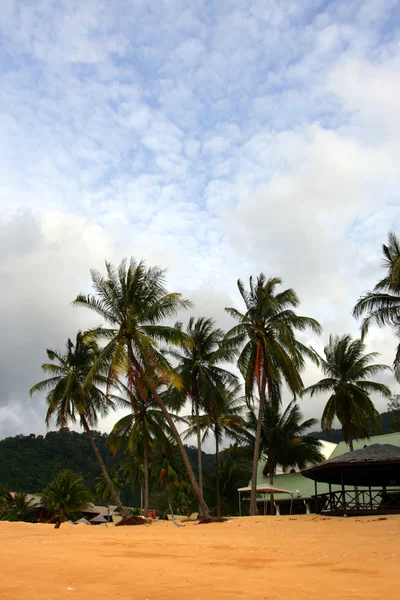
[81,503,118,522]
[90,514,109,524]
[75,517,91,525]
[302,443,400,516]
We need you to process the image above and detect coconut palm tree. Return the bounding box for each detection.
[30,332,128,518]
[302,335,391,450]
[244,399,324,512]
[1,492,38,522]
[169,317,238,500]
[41,470,92,528]
[150,436,196,522]
[120,452,145,511]
[73,258,211,518]
[225,275,321,515]
[353,232,400,380]
[108,385,178,517]
[183,384,245,517]
[203,444,251,516]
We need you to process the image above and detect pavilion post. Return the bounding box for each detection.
[238,492,241,517]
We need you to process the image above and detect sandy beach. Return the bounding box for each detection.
[0,515,398,600]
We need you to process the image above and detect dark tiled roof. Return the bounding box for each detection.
[326,444,400,466]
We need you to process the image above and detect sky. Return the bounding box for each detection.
[1,0,400,450]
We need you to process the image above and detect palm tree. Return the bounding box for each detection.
[169,317,238,501]
[30,332,128,518]
[203,444,251,516]
[302,335,391,449]
[353,232,400,380]
[41,470,92,528]
[151,436,196,521]
[95,468,122,520]
[108,386,176,517]
[1,492,38,522]
[225,275,321,515]
[73,258,211,518]
[183,384,245,517]
[244,399,324,513]
[120,452,145,511]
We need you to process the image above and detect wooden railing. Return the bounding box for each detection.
[313,488,400,515]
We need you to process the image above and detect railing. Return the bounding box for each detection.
[314,488,400,515]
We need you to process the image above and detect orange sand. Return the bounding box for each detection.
[0,515,398,600]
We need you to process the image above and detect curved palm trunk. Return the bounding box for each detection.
[143,436,150,518]
[194,393,204,513]
[191,374,203,513]
[215,428,221,518]
[269,471,275,516]
[168,500,185,528]
[131,356,210,519]
[81,417,129,519]
[250,386,266,516]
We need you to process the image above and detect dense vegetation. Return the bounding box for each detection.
[0,430,218,508]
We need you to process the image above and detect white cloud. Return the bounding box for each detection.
[1,0,400,440]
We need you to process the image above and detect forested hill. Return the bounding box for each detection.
[0,430,215,506]
[309,411,398,443]
[1,409,398,502]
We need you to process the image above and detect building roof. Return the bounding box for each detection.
[328,443,400,465]
[9,492,43,508]
[238,484,294,495]
[329,431,400,459]
[303,443,400,485]
[82,504,117,516]
[91,514,109,523]
[75,518,91,525]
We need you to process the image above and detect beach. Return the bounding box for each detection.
[0,515,398,600]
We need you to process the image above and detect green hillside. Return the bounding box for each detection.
[0,429,216,507]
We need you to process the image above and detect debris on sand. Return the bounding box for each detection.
[198,517,228,524]
[115,516,151,526]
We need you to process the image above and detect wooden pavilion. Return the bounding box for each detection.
[302,443,400,516]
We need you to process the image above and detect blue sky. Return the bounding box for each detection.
[1,0,400,443]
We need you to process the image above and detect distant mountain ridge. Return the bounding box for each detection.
[308,410,399,443]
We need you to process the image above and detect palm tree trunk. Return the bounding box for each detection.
[194,394,204,513]
[81,417,129,519]
[215,429,221,518]
[250,386,266,516]
[168,500,185,528]
[131,356,210,519]
[269,471,275,516]
[143,436,149,518]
